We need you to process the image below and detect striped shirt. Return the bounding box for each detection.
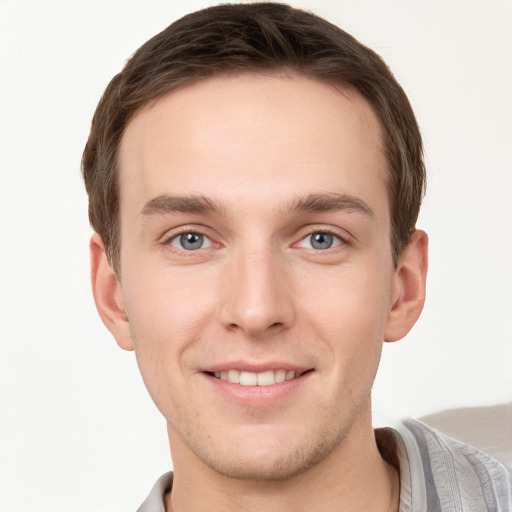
[137,419,512,511]
[384,418,512,511]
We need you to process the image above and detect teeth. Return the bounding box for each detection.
[257,370,275,386]
[285,370,296,381]
[275,369,286,383]
[239,371,257,386]
[214,369,299,386]
[227,369,240,384]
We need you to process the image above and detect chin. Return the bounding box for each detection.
[204,445,331,481]
[185,421,350,482]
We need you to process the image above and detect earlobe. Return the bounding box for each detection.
[90,233,134,351]
[384,230,428,342]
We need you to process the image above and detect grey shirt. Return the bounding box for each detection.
[137,419,512,511]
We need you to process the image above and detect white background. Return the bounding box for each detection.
[1,1,511,510]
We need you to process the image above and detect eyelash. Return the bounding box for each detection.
[162,226,350,255]
[294,226,350,252]
[164,227,216,253]
[296,231,344,250]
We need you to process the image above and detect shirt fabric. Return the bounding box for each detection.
[136,418,512,511]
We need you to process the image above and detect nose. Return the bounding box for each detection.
[218,245,295,338]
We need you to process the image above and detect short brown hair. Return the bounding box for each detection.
[82,2,425,271]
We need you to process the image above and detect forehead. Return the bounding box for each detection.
[117,73,388,220]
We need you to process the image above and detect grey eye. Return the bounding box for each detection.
[297,231,342,251]
[309,232,334,250]
[171,232,209,250]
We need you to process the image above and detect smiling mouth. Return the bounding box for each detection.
[205,369,313,386]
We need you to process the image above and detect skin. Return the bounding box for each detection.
[91,73,428,512]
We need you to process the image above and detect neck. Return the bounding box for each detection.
[165,408,399,512]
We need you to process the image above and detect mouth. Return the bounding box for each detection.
[204,368,313,386]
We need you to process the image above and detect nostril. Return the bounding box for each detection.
[226,321,283,332]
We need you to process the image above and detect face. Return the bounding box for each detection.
[112,74,402,480]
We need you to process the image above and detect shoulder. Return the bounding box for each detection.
[384,418,512,512]
[136,472,173,512]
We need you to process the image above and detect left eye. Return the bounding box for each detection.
[298,232,342,250]
[170,232,213,251]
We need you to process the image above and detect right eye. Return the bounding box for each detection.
[169,232,213,251]
[296,231,343,251]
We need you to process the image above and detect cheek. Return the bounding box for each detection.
[300,258,393,331]
[124,262,216,340]
[298,260,393,374]
[121,267,217,402]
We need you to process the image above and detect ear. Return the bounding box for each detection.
[90,233,134,351]
[384,229,428,342]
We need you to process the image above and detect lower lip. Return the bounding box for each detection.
[202,371,313,407]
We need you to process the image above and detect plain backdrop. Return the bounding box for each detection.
[1,0,511,510]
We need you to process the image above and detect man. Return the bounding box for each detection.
[82,3,511,511]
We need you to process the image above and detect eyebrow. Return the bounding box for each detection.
[140,195,224,217]
[283,193,374,218]
[140,192,374,218]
